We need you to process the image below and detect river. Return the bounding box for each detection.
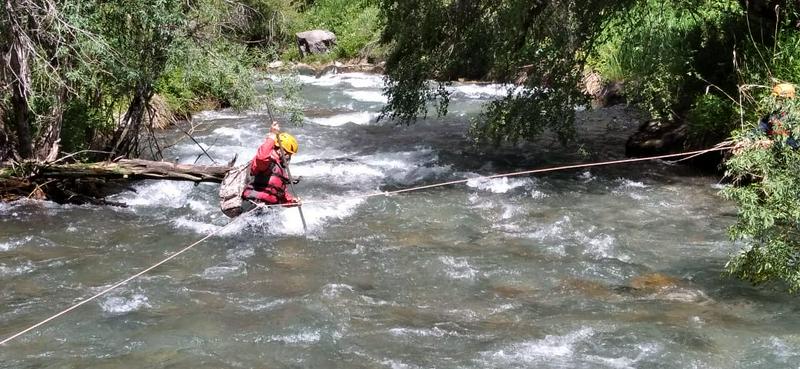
[1,72,799,368]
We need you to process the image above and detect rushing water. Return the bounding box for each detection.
[2,73,800,369]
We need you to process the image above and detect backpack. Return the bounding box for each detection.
[218,160,252,218]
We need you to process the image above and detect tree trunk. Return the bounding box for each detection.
[3,0,34,159]
[109,83,153,158]
[1,159,234,203]
[36,159,232,182]
[34,87,67,161]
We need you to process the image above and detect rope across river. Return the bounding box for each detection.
[0,145,730,346]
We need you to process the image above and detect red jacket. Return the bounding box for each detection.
[242,137,295,204]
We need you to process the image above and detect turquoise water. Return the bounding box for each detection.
[1,73,799,368]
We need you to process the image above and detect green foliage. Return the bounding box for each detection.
[262,74,306,127]
[156,39,257,115]
[378,0,633,143]
[290,0,382,60]
[590,0,742,121]
[722,97,800,291]
[687,93,739,147]
[60,99,113,154]
[223,0,300,46]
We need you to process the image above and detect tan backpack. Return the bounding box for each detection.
[218,160,252,218]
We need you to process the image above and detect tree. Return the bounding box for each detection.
[723,96,800,291]
[377,0,634,143]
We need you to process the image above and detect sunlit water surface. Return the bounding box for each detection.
[2,73,799,368]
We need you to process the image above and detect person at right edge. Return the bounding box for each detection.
[757,83,798,149]
[242,121,300,207]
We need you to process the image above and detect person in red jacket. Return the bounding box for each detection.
[242,121,300,206]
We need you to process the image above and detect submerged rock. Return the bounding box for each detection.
[625,119,688,157]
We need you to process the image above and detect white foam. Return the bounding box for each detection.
[292,161,385,184]
[194,110,248,120]
[485,327,594,365]
[380,360,417,369]
[389,327,457,338]
[618,179,648,188]
[172,217,222,234]
[768,337,797,359]
[187,199,213,215]
[449,83,516,99]
[342,73,384,89]
[467,176,533,193]
[271,197,366,236]
[100,294,151,314]
[578,232,629,261]
[265,330,321,344]
[439,256,479,280]
[0,236,32,252]
[201,262,245,280]
[344,90,387,103]
[112,181,193,208]
[527,216,571,241]
[0,261,34,276]
[578,170,595,183]
[212,126,246,141]
[239,297,288,312]
[322,283,355,299]
[530,189,548,199]
[297,73,384,89]
[296,74,341,87]
[307,111,377,126]
[584,355,636,369]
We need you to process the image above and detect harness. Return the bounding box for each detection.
[251,159,290,196]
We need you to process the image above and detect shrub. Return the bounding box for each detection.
[722,95,800,291]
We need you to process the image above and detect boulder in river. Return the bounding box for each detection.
[296,30,337,57]
[625,119,688,157]
[583,71,624,108]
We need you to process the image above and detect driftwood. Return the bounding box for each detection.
[35,159,231,182]
[1,159,234,204]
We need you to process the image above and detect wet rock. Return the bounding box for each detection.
[296,29,337,57]
[625,119,687,157]
[294,63,317,76]
[629,273,681,291]
[336,62,386,74]
[490,284,533,298]
[559,278,615,299]
[582,71,625,108]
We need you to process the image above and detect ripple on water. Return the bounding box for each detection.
[343,90,387,103]
[307,111,377,126]
[439,256,480,280]
[0,261,35,277]
[0,236,33,251]
[466,176,534,194]
[99,294,151,315]
[258,330,321,344]
[201,262,245,280]
[481,327,596,366]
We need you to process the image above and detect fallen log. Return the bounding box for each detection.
[35,159,231,182]
[1,159,234,204]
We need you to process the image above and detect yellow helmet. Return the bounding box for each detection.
[276,132,298,154]
[772,83,796,99]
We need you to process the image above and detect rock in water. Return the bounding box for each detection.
[296,30,337,57]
